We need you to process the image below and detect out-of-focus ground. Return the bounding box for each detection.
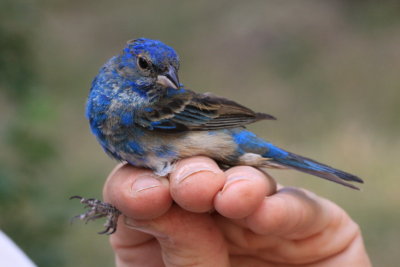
[1,1,399,266]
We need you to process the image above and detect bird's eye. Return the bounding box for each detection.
[137,57,151,71]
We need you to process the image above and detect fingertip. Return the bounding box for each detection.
[103,164,172,219]
[214,166,274,219]
[170,156,225,212]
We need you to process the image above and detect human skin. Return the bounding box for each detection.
[103,156,371,267]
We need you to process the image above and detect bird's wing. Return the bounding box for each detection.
[136,89,276,132]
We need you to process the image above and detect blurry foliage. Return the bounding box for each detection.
[341,0,400,32]
[1,0,400,266]
[0,30,35,101]
[0,0,65,266]
[0,0,37,102]
[266,36,318,80]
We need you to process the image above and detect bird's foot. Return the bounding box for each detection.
[70,196,121,235]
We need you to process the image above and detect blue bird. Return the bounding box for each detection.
[73,38,363,234]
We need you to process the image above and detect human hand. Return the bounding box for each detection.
[103,156,371,267]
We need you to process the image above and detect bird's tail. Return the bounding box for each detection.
[263,144,364,190]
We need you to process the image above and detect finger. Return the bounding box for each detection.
[124,205,230,267]
[245,187,338,239]
[169,156,226,212]
[103,163,172,220]
[109,216,164,267]
[240,187,361,264]
[214,166,276,219]
[104,164,172,266]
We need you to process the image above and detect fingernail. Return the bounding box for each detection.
[175,163,219,183]
[131,174,162,193]
[220,176,249,194]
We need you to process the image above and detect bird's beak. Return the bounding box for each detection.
[156,66,180,89]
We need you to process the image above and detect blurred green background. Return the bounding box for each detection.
[1,0,399,266]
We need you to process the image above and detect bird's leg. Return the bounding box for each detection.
[70,196,121,235]
[154,161,175,177]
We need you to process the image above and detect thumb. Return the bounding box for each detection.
[124,205,229,267]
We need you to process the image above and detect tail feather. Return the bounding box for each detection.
[264,146,363,190]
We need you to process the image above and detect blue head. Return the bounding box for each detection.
[87,38,181,148]
[118,38,180,91]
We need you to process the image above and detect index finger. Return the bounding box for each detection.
[103,164,172,266]
[103,163,172,220]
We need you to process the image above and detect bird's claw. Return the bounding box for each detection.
[70,196,121,235]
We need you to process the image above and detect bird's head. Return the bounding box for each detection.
[118,38,180,90]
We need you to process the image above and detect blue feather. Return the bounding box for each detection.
[262,143,363,189]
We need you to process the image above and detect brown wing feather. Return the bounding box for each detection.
[138,89,275,132]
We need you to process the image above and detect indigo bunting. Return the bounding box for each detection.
[73,38,363,234]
